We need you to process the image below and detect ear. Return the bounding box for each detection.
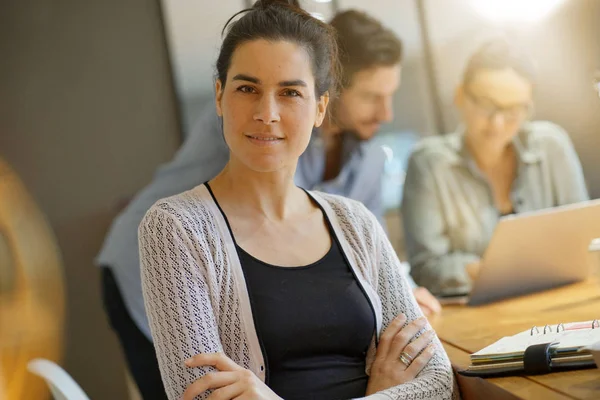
[215,79,224,117]
[314,91,330,128]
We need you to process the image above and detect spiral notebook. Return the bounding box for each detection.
[459,320,600,377]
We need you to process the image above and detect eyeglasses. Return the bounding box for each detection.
[464,87,532,123]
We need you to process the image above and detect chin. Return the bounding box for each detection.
[244,162,282,173]
[357,123,382,140]
[482,137,513,152]
[241,156,288,173]
[353,129,377,142]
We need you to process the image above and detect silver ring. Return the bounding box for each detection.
[399,353,412,367]
[400,351,414,362]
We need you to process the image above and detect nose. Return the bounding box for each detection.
[489,112,507,129]
[376,97,394,123]
[254,94,281,124]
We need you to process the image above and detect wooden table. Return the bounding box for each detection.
[430,278,600,400]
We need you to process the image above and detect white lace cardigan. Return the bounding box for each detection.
[139,184,457,400]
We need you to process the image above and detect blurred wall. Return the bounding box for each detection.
[0,1,181,398]
[160,0,245,133]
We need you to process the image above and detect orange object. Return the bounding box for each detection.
[0,158,65,399]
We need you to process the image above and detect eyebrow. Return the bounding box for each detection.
[232,74,260,84]
[359,90,383,97]
[467,86,530,107]
[476,94,529,108]
[279,79,307,87]
[232,74,307,87]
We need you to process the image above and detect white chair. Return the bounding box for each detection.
[27,359,90,400]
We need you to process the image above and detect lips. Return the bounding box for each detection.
[244,134,284,147]
[246,135,282,141]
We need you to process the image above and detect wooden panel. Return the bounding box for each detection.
[528,369,600,400]
[432,279,600,353]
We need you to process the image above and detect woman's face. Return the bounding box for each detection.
[215,39,328,173]
[456,68,533,152]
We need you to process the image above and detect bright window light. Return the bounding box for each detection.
[471,0,566,24]
[310,12,326,21]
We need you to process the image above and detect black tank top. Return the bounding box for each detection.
[236,234,375,400]
[205,182,376,399]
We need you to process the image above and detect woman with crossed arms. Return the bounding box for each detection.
[138,1,455,399]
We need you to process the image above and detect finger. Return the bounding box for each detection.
[183,371,238,400]
[404,343,436,378]
[387,317,428,362]
[415,288,442,314]
[185,352,242,371]
[466,262,480,280]
[376,314,407,360]
[419,303,434,316]
[207,380,245,400]
[400,329,435,361]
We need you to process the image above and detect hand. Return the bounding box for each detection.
[183,353,282,400]
[412,287,442,316]
[466,261,481,281]
[366,314,436,395]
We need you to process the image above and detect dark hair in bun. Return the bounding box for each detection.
[216,0,340,97]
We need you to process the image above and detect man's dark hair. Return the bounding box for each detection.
[330,10,403,88]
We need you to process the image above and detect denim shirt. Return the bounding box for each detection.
[96,105,392,340]
[401,121,589,295]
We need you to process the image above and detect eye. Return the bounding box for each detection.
[505,109,520,118]
[476,99,495,109]
[282,88,302,97]
[237,85,257,94]
[504,107,527,121]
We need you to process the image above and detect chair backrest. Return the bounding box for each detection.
[27,359,90,400]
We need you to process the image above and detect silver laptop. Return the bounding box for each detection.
[439,199,600,306]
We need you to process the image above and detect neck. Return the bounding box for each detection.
[320,112,345,150]
[319,116,347,182]
[210,157,302,221]
[466,135,513,172]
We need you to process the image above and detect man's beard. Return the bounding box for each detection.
[328,101,379,142]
